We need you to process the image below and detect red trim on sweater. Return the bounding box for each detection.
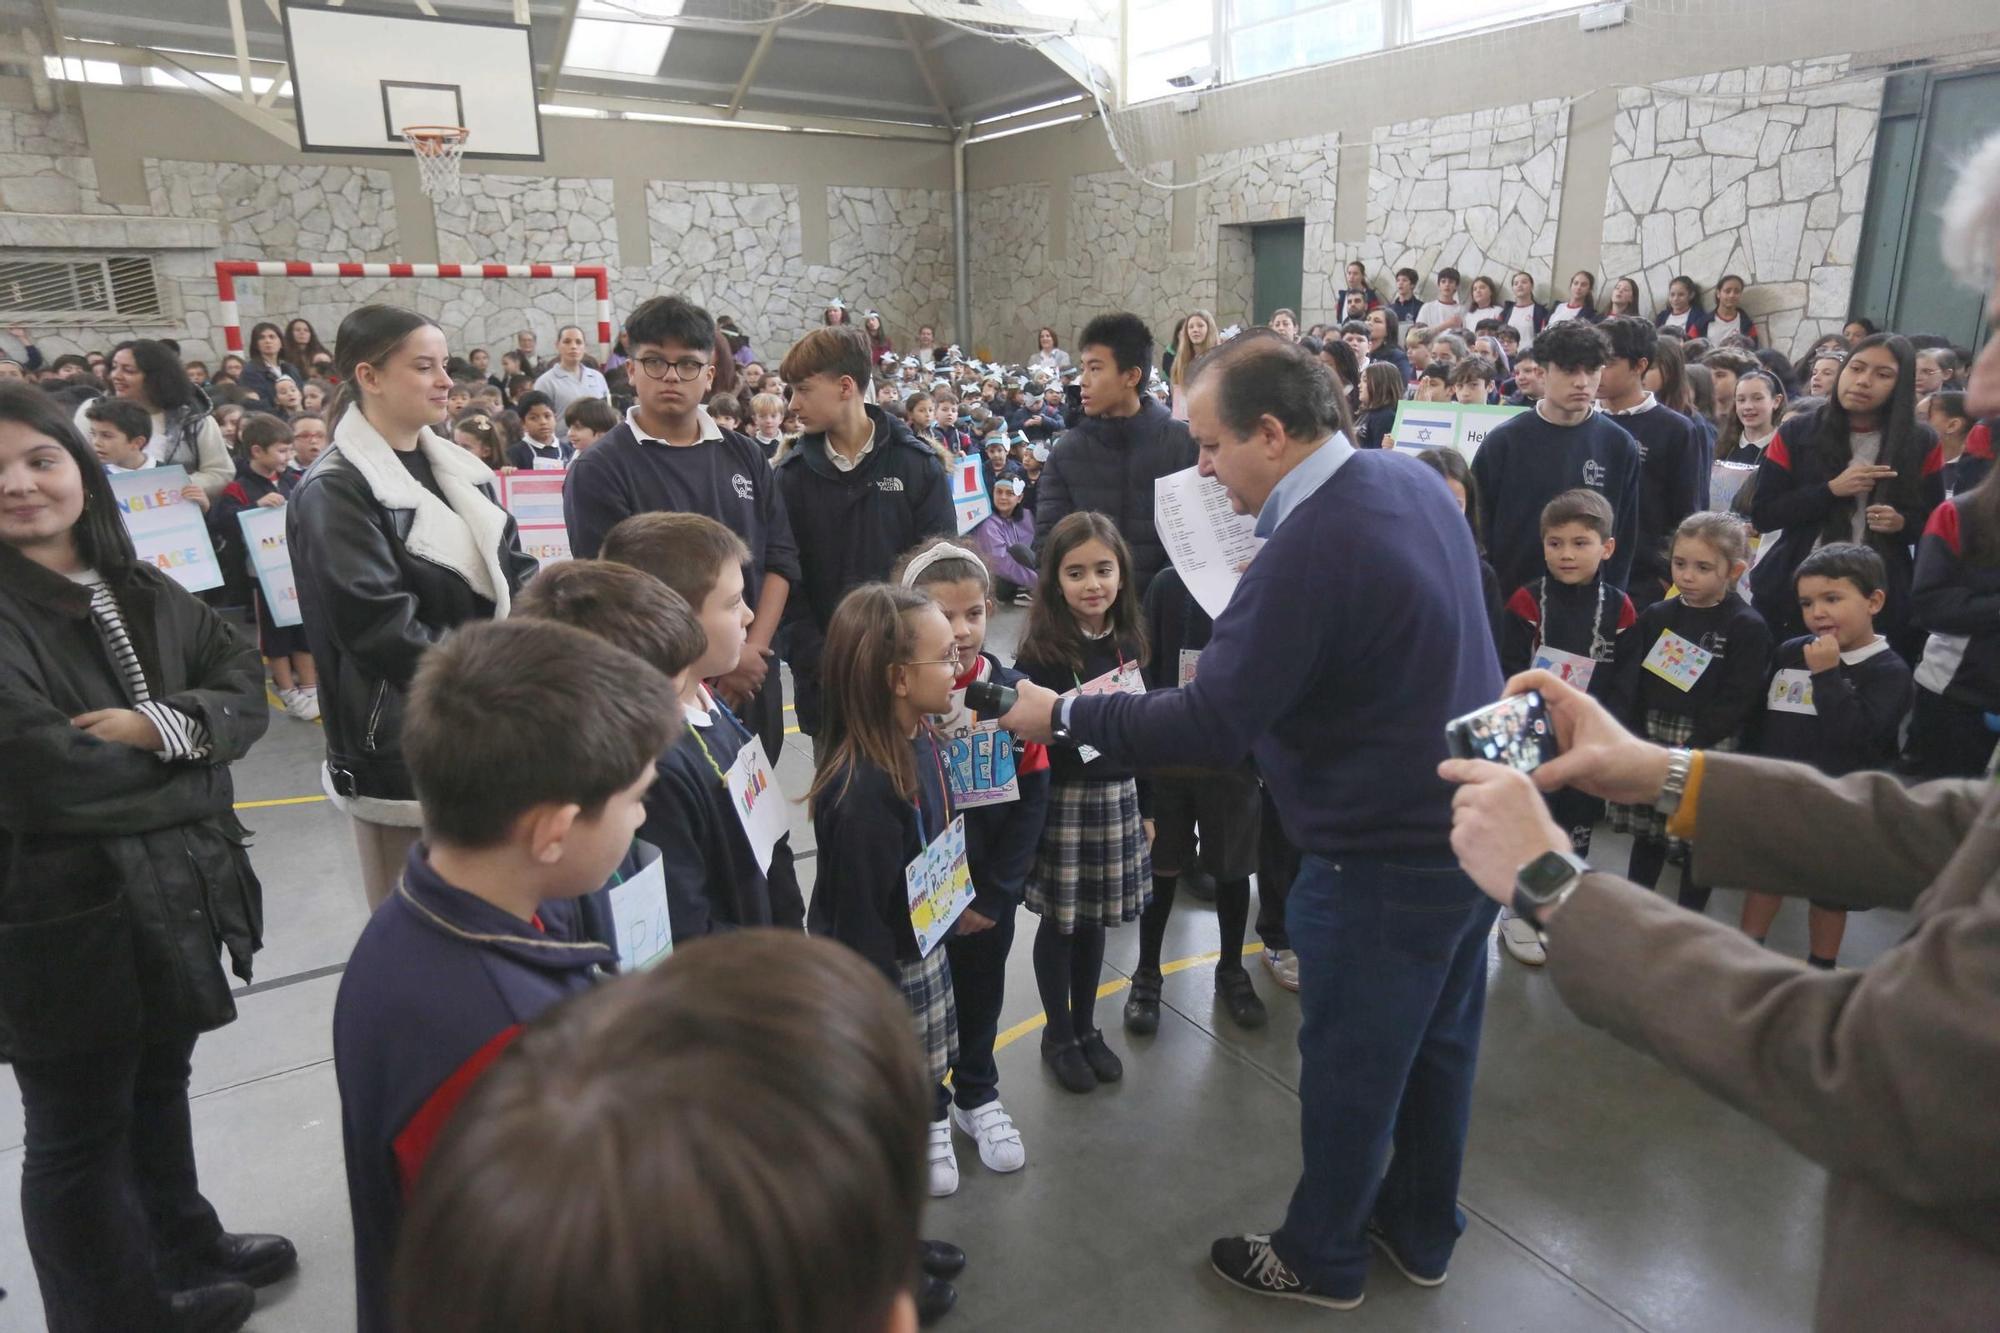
[1922,443,1946,477]
[1765,432,1792,470]
[1504,585,1540,623]
[1966,421,1994,462]
[391,1024,523,1196]
[1925,500,1963,556]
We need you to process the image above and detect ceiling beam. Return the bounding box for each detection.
[815,0,1112,37]
[136,46,298,145]
[724,23,780,119]
[561,66,943,119]
[540,0,582,101]
[550,88,954,142]
[896,14,956,131]
[956,75,1081,119]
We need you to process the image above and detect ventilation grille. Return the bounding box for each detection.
[0,255,165,318]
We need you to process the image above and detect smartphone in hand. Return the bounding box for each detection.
[1445,690,1559,774]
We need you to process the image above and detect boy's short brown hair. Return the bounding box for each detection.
[1448,357,1494,387]
[705,392,743,420]
[237,411,294,453]
[599,511,751,610]
[403,619,679,849]
[1540,487,1616,539]
[393,932,927,1333]
[779,325,873,391]
[514,560,706,681]
[563,396,618,434]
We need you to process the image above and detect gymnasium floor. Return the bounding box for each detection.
[0,604,1898,1331]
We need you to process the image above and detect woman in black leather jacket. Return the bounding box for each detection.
[0,382,292,1332]
[287,306,538,907]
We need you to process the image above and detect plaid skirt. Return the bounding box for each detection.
[898,946,959,1088]
[1607,711,1736,850]
[1026,777,1152,933]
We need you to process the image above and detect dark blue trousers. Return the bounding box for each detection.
[1271,850,1498,1296]
[940,901,1018,1117]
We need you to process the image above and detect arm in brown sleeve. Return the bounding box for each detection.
[1682,751,1985,912]
[1547,866,2000,1208]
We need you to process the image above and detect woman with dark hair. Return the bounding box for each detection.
[237,321,302,415]
[0,382,291,1332]
[862,310,893,360]
[287,306,539,908]
[1366,306,1413,383]
[1500,271,1551,350]
[284,317,330,370]
[1750,333,1946,647]
[1654,276,1708,337]
[78,339,233,497]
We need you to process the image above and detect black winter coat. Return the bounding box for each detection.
[288,442,539,803]
[1030,397,1197,598]
[0,547,268,1060]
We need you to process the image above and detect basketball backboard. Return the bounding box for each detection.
[281,1,543,160]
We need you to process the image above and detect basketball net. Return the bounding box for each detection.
[402,125,469,201]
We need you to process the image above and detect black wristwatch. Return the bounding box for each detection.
[1049,696,1074,746]
[1512,849,1589,933]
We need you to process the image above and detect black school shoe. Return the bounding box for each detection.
[1216,966,1268,1029]
[168,1281,256,1333]
[919,1239,967,1279]
[916,1271,957,1326]
[1040,1034,1096,1093]
[1122,967,1163,1034]
[172,1232,299,1290]
[1209,1234,1363,1310]
[1076,1028,1123,1083]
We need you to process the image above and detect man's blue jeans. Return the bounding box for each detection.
[1270,849,1499,1296]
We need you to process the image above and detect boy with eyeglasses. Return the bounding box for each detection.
[563,295,801,771]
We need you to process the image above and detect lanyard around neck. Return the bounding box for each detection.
[1539,578,1611,662]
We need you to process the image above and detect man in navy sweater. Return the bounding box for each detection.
[563,296,798,763]
[1002,333,1503,1311]
[1472,319,1642,597]
[1596,316,1708,607]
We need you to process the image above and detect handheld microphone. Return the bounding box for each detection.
[963,679,1017,717]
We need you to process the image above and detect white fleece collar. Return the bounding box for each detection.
[329,409,513,616]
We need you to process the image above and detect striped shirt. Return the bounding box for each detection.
[75,570,211,761]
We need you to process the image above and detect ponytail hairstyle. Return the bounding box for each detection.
[1018,511,1149,676]
[327,304,440,431]
[808,583,938,809]
[1673,510,1752,569]
[1716,368,1784,459]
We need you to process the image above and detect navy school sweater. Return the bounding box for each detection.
[506,437,573,472]
[1500,573,1637,697]
[807,732,952,983]
[1069,447,1501,856]
[562,415,801,609]
[1753,635,1913,775]
[1606,400,1705,604]
[1017,631,1151,790]
[1471,406,1642,597]
[1912,497,2000,710]
[1611,591,1773,746]
[937,653,1052,918]
[643,687,805,941]
[332,845,614,1333]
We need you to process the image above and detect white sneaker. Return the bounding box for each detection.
[1262,947,1300,992]
[950,1100,1026,1173]
[278,688,311,720]
[927,1117,959,1197]
[294,686,321,721]
[1498,911,1547,966]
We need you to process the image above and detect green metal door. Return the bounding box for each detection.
[1252,221,1305,324]
[1853,66,1999,350]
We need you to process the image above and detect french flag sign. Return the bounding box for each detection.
[951,459,993,535]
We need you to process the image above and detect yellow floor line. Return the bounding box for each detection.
[235,794,330,810]
[989,944,1264,1054]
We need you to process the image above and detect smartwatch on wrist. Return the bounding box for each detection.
[1655,748,1695,820]
[1512,849,1589,933]
[1049,696,1075,747]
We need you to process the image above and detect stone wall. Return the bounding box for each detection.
[0,105,150,216]
[825,186,955,355]
[967,182,1051,362]
[1360,101,1567,308]
[643,180,805,357]
[435,174,619,266]
[1600,57,1879,356]
[1060,164,1189,359]
[1196,132,1342,325]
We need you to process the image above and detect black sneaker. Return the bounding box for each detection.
[1123,967,1163,1034]
[1076,1028,1123,1083]
[1215,966,1267,1029]
[1209,1234,1362,1310]
[1040,1034,1096,1093]
[1367,1223,1448,1286]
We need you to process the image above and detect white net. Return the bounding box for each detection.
[402,126,469,202]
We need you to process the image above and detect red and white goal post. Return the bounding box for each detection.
[213,261,614,360]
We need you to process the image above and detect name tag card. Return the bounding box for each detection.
[725,740,788,873]
[1069,661,1145,764]
[607,841,672,972]
[1642,630,1714,692]
[1767,667,1817,715]
[941,719,1021,807]
[907,814,974,958]
[1532,644,1597,692]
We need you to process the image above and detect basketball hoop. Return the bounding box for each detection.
[401,125,469,201]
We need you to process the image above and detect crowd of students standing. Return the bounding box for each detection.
[1,240,1997,1333]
